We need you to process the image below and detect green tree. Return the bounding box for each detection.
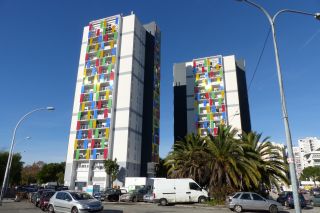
[165,134,210,187]
[240,132,289,193]
[37,162,65,184]
[206,126,261,194]
[156,158,168,178]
[0,152,23,186]
[104,158,119,187]
[300,166,320,186]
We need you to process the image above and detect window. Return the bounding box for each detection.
[189,182,201,191]
[240,193,251,200]
[252,193,264,201]
[56,192,65,200]
[64,193,72,201]
[233,193,241,199]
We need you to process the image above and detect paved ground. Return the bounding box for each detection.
[0,199,319,213]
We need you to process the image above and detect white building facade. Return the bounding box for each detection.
[64,14,161,190]
[173,55,251,140]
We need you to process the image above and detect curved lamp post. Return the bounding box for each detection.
[237,1,320,212]
[0,107,54,205]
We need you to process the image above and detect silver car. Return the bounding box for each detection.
[48,190,103,213]
[227,192,283,213]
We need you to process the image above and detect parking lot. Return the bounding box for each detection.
[0,200,320,213]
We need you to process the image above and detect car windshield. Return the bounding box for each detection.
[70,192,94,200]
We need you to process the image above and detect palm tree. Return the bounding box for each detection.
[165,133,210,187]
[206,125,261,192]
[240,132,289,192]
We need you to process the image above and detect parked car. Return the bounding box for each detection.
[93,192,105,201]
[276,191,306,208]
[48,190,103,213]
[143,193,154,203]
[310,188,320,196]
[105,189,127,201]
[31,192,38,204]
[39,191,55,211]
[34,190,55,207]
[120,188,148,202]
[227,192,283,213]
[310,194,320,207]
[148,178,208,206]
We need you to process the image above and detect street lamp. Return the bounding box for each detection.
[237,0,320,212]
[0,107,54,205]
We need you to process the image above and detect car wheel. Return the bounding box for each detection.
[132,196,137,202]
[48,205,55,213]
[71,207,79,213]
[198,196,206,203]
[234,205,242,213]
[159,198,168,206]
[269,204,278,213]
[310,201,314,206]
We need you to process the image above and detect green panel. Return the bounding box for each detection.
[89,120,93,128]
[101,138,105,148]
[211,92,215,99]
[95,129,99,138]
[108,99,112,108]
[204,60,207,66]
[93,85,97,92]
[102,57,106,65]
[86,46,90,53]
[96,50,100,58]
[96,92,99,101]
[114,32,118,40]
[100,21,104,28]
[220,70,223,77]
[107,64,112,73]
[76,150,79,160]
[78,112,81,120]
[207,114,210,121]
[218,98,222,106]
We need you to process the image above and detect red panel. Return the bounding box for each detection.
[222,104,225,112]
[193,61,196,68]
[205,93,209,99]
[104,149,108,159]
[214,127,218,136]
[91,140,95,149]
[80,94,84,103]
[202,66,205,73]
[104,109,108,118]
[98,66,103,74]
[103,34,108,41]
[210,99,213,106]
[85,54,89,61]
[76,121,80,130]
[97,100,102,109]
[96,29,100,36]
[209,72,214,78]
[110,72,114,81]
[95,59,99,67]
[88,130,92,139]
[89,23,93,31]
[194,87,198,93]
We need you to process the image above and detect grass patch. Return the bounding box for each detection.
[205,198,225,206]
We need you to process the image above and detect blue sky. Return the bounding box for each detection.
[0,0,319,165]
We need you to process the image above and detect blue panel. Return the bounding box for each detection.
[115,17,119,24]
[211,106,216,112]
[77,130,82,139]
[111,48,117,55]
[92,67,97,75]
[89,93,93,101]
[81,85,84,93]
[91,102,95,109]
[92,149,97,159]
[86,61,91,68]
[100,74,104,81]
[94,110,98,119]
[98,36,102,43]
[220,85,224,90]
[100,42,104,49]
[203,100,207,106]
[84,140,88,149]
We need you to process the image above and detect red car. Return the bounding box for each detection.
[39,191,55,211]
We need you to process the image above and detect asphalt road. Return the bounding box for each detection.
[0,200,319,213]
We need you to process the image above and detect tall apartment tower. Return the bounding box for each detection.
[64,14,161,190]
[173,55,250,141]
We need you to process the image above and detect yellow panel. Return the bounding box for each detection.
[89,38,93,45]
[94,75,98,84]
[104,20,107,28]
[206,106,210,113]
[81,103,85,111]
[210,113,214,120]
[100,50,104,58]
[198,128,201,135]
[87,111,91,119]
[105,128,109,138]
[112,25,115,32]
[97,83,100,91]
[221,91,225,98]
[110,41,114,48]
[93,120,96,128]
[83,68,86,77]
[220,119,225,125]
[95,44,99,51]
[86,149,90,159]
[74,140,78,149]
[217,77,221,82]
[111,56,116,64]
[195,74,199,81]
[105,90,109,100]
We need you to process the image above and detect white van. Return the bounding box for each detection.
[147,178,208,205]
